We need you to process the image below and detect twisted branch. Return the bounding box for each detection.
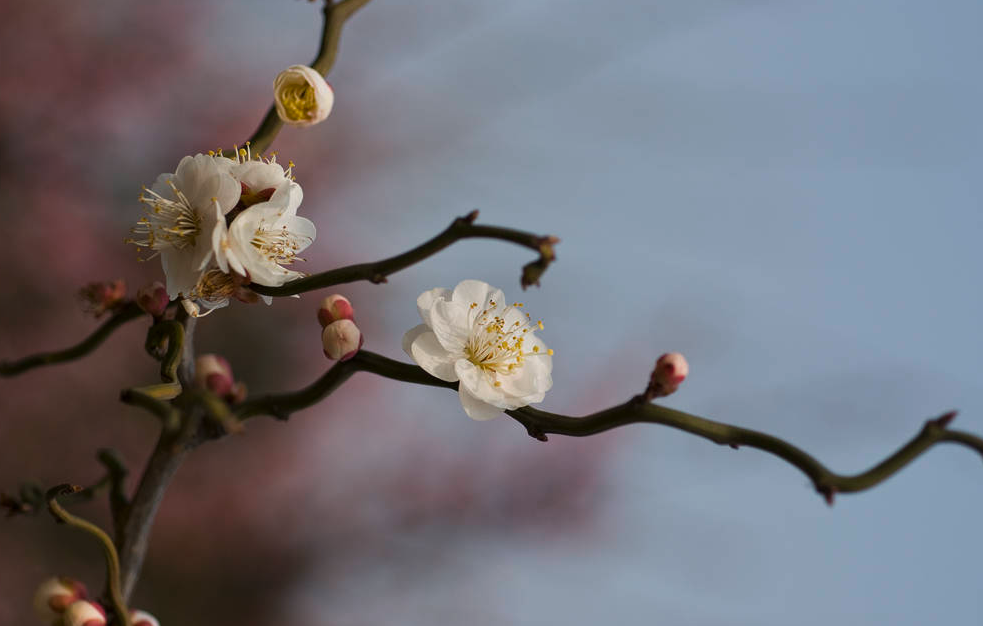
[47,485,132,626]
[0,302,144,377]
[246,0,375,155]
[235,350,983,505]
[251,211,559,297]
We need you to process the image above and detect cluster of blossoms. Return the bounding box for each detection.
[128,146,315,316]
[127,64,334,317]
[33,577,158,626]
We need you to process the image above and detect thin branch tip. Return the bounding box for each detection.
[934,410,958,428]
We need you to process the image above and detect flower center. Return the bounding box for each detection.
[463,299,552,375]
[250,223,311,266]
[128,179,204,257]
[280,84,317,121]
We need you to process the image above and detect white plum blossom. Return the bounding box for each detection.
[403,279,553,420]
[274,64,334,127]
[129,154,240,300]
[132,148,316,315]
[222,180,315,287]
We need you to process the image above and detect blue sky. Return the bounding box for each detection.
[207,0,983,623]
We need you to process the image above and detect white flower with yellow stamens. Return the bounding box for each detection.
[274,64,334,127]
[222,180,315,287]
[129,154,240,300]
[225,143,297,208]
[403,279,553,420]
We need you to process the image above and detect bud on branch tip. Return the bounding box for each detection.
[644,352,689,400]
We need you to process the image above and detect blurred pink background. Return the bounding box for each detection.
[0,2,610,624]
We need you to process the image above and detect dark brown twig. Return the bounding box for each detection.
[235,351,982,505]
[250,211,559,297]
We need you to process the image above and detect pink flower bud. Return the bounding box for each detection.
[194,354,234,397]
[656,352,688,385]
[322,319,363,361]
[136,281,170,317]
[645,352,689,399]
[317,294,355,327]
[33,577,88,621]
[78,279,126,317]
[63,600,106,626]
[131,609,161,626]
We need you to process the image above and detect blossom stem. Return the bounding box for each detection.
[0,301,144,377]
[234,350,983,505]
[251,211,560,297]
[246,0,375,155]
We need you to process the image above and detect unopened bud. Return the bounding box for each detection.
[274,65,334,127]
[79,279,126,317]
[131,609,161,626]
[322,319,363,361]
[317,294,354,327]
[33,577,88,621]
[136,281,170,317]
[194,354,234,397]
[645,352,689,399]
[63,600,106,626]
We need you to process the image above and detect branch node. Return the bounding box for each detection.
[370,273,388,284]
[817,484,837,507]
[525,425,549,442]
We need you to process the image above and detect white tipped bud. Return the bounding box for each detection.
[63,600,106,626]
[136,281,170,317]
[194,354,234,397]
[322,319,363,361]
[656,352,688,385]
[317,294,355,327]
[646,352,689,399]
[274,65,334,127]
[131,609,161,626]
[33,577,88,621]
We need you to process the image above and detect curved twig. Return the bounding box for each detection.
[0,302,144,377]
[235,350,982,505]
[246,0,375,155]
[47,485,132,626]
[96,449,130,536]
[250,211,559,297]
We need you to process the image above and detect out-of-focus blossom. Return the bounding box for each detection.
[194,353,247,403]
[317,294,355,327]
[78,279,126,317]
[403,280,553,420]
[130,609,161,626]
[62,600,106,626]
[32,576,87,622]
[322,318,362,361]
[273,65,334,126]
[136,281,169,317]
[195,354,234,397]
[129,154,240,300]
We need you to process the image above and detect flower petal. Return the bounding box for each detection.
[416,287,452,326]
[428,299,470,354]
[406,328,458,382]
[459,383,503,421]
[451,279,504,312]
